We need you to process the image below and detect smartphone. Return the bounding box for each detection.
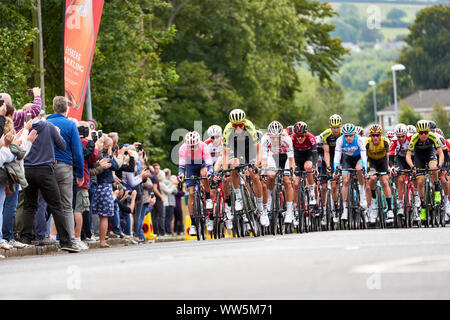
[98,130,103,138]
[91,131,97,142]
[26,113,31,122]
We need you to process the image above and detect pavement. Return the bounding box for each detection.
[0,235,185,259]
[1,227,450,299]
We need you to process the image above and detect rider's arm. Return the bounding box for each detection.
[437,147,444,168]
[406,151,414,168]
[333,137,343,173]
[358,137,368,172]
[323,144,330,168]
[255,142,261,167]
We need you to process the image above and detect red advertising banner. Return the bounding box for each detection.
[64,0,104,120]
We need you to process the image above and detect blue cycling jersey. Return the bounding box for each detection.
[333,135,368,172]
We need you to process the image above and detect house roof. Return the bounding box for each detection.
[381,88,450,112]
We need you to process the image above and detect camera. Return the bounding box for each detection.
[78,125,89,138]
[91,131,97,143]
[98,130,103,139]
[150,192,155,198]
[137,144,143,151]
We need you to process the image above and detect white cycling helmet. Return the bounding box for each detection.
[395,123,407,136]
[355,126,364,136]
[387,130,395,139]
[184,131,201,146]
[267,120,283,136]
[207,125,222,138]
[407,125,416,134]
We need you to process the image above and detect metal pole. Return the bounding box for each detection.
[86,78,93,120]
[37,0,45,109]
[393,70,398,125]
[62,0,66,96]
[372,85,377,123]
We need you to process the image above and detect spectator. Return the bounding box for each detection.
[91,136,119,248]
[150,163,165,237]
[0,89,41,132]
[137,162,156,241]
[19,106,79,252]
[73,121,98,250]
[46,96,84,244]
[2,117,37,248]
[161,168,177,236]
[174,179,186,236]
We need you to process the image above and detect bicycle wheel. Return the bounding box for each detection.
[346,182,354,230]
[194,194,203,241]
[376,187,385,229]
[424,181,431,228]
[325,189,332,231]
[404,184,411,228]
[213,195,223,239]
[242,187,258,237]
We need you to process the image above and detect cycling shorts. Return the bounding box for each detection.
[341,154,362,174]
[185,162,207,188]
[294,149,313,171]
[414,150,437,175]
[368,157,388,173]
[267,153,289,171]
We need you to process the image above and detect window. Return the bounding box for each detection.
[388,117,392,127]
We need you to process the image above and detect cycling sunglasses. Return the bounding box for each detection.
[419,131,429,135]
[210,136,219,140]
[232,123,245,129]
[344,134,354,138]
[295,133,306,138]
[370,133,381,138]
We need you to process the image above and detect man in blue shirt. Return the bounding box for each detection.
[46,96,84,244]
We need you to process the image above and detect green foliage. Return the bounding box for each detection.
[387,8,407,21]
[432,102,450,137]
[0,0,38,107]
[399,100,421,125]
[398,4,450,90]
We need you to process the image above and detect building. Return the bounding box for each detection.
[377,88,450,131]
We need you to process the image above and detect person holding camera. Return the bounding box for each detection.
[0,88,41,132]
[137,162,156,241]
[72,121,98,249]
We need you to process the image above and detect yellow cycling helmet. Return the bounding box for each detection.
[329,114,342,127]
[416,120,430,132]
[229,109,246,124]
[369,123,382,134]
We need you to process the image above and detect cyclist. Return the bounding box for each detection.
[389,123,419,219]
[365,124,393,224]
[407,125,416,139]
[222,109,263,227]
[319,114,342,225]
[261,121,295,225]
[387,130,395,140]
[205,125,227,232]
[178,131,214,236]
[406,120,444,221]
[430,122,450,218]
[333,123,368,222]
[290,121,318,206]
[356,126,364,137]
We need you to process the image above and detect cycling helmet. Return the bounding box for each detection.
[356,126,364,136]
[207,125,222,138]
[429,121,437,130]
[256,130,263,142]
[293,121,308,135]
[387,130,395,139]
[287,125,294,135]
[416,120,430,132]
[407,125,416,134]
[435,128,444,136]
[329,114,342,127]
[184,131,201,146]
[267,120,283,136]
[395,123,407,136]
[341,123,356,135]
[229,109,246,124]
[369,124,382,135]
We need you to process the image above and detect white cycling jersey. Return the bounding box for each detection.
[204,138,223,164]
[261,133,293,170]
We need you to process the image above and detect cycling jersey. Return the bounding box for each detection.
[333,135,367,173]
[178,142,213,169]
[320,128,340,149]
[222,119,259,163]
[366,136,390,160]
[290,132,317,152]
[408,132,441,153]
[389,136,411,158]
[261,133,293,170]
[204,138,223,164]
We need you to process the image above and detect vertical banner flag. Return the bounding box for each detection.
[64,0,104,120]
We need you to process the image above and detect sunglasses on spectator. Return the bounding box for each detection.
[419,131,429,135]
[232,123,245,129]
[370,133,381,138]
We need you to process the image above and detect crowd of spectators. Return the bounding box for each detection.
[0,88,186,255]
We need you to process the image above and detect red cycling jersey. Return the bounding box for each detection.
[389,135,411,158]
[290,132,317,152]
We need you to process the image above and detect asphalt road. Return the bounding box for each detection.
[1,227,450,300]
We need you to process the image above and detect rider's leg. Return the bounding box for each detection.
[305,160,316,204]
[356,161,367,206]
[342,173,350,219]
[283,175,294,216]
[250,169,263,212]
[429,160,441,202]
[381,175,393,218]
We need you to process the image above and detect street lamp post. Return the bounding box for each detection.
[391,64,406,125]
[368,80,377,123]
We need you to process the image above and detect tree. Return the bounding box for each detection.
[398,5,450,90]
[0,0,38,108]
[399,100,421,126]
[387,8,407,21]
[432,102,450,137]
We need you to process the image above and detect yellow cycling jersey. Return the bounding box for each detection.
[366,136,390,160]
[408,131,441,152]
[222,119,259,148]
